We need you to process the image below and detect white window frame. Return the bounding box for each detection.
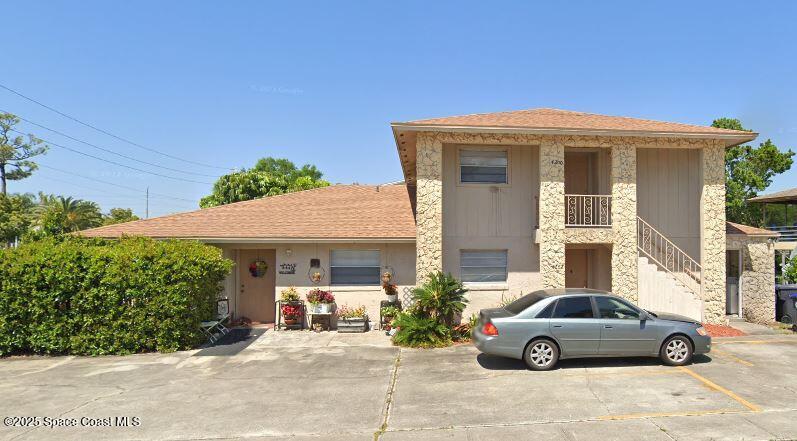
[330,249,381,286]
[458,147,509,185]
[460,249,508,284]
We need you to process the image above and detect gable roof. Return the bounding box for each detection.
[79,184,416,241]
[726,222,779,237]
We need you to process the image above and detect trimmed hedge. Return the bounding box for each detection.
[0,236,233,356]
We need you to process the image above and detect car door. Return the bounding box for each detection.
[549,296,601,356]
[595,296,658,355]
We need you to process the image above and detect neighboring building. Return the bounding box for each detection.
[82,108,778,324]
[748,188,797,283]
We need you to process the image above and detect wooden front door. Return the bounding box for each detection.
[565,249,589,288]
[238,249,276,323]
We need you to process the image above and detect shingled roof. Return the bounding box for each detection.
[726,222,779,237]
[79,184,416,241]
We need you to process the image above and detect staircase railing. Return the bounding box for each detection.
[637,217,702,295]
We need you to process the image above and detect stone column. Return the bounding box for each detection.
[701,142,726,323]
[539,138,565,288]
[415,132,443,285]
[611,144,638,302]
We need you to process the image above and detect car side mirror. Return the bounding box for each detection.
[639,311,649,322]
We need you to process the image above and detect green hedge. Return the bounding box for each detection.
[0,236,233,356]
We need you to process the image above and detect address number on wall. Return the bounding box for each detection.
[550,159,564,165]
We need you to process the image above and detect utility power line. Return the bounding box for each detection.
[0,82,233,171]
[11,129,214,185]
[2,110,220,178]
[39,164,198,203]
[35,175,197,209]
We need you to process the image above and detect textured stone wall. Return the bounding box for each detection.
[611,144,638,302]
[415,132,444,284]
[701,142,727,324]
[564,228,614,244]
[539,140,566,288]
[728,236,776,324]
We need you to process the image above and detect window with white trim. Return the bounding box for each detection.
[330,250,380,285]
[459,149,508,184]
[460,250,508,283]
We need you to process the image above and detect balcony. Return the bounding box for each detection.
[766,225,797,242]
[565,194,612,227]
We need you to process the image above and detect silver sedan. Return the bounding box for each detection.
[472,288,711,370]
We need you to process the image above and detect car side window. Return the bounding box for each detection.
[536,301,556,318]
[552,297,594,319]
[595,297,640,320]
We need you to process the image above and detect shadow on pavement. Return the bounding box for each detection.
[476,353,712,370]
[194,327,267,356]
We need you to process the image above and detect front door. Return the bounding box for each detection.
[726,250,741,315]
[549,296,601,356]
[565,249,588,288]
[238,249,276,323]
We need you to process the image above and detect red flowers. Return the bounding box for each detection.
[306,289,335,304]
[281,304,303,318]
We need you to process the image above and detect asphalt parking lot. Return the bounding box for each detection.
[1,332,796,441]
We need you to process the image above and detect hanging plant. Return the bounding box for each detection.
[249,260,268,277]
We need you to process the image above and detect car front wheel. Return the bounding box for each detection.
[660,335,693,366]
[523,339,559,371]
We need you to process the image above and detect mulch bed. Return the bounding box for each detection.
[702,323,747,337]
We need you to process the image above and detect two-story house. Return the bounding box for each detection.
[83,108,776,325]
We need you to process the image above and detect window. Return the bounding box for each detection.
[552,297,594,319]
[536,301,556,319]
[460,149,508,183]
[503,291,552,315]
[460,250,508,283]
[595,296,640,320]
[330,250,380,285]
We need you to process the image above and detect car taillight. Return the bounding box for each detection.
[482,322,499,336]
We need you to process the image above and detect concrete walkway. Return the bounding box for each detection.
[1,331,796,440]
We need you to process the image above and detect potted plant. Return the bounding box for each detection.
[307,289,335,314]
[380,305,401,331]
[383,282,398,303]
[336,304,368,333]
[280,287,303,327]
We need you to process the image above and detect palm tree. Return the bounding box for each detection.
[37,195,102,234]
[411,271,469,327]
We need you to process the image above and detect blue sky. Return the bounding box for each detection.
[2,1,795,217]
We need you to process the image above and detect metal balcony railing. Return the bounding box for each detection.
[766,225,797,242]
[565,194,612,227]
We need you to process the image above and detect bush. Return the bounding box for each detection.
[411,271,468,327]
[0,236,233,356]
[391,312,451,348]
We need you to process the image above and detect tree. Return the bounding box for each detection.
[103,208,140,226]
[0,193,35,246]
[199,157,329,208]
[712,118,794,226]
[36,195,103,235]
[0,112,48,194]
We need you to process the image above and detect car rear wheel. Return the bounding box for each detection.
[523,339,559,371]
[660,335,693,366]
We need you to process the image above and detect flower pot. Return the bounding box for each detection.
[318,303,333,314]
[285,318,298,325]
[338,317,368,333]
[386,294,398,302]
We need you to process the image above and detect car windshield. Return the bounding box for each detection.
[504,291,550,315]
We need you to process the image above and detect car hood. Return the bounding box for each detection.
[652,311,700,325]
[479,307,514,322]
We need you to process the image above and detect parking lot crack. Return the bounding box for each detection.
[374,348,401,441]
[584,370,612,414]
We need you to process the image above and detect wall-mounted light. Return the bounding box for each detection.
[285,248,293,257]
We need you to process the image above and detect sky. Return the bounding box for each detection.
[2,1,796,217]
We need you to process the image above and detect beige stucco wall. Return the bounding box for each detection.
[728,235,776,324]
[218,242,416,325]
[638,148,701,259]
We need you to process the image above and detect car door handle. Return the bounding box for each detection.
[552,325,563,328]
[604,325,613,329]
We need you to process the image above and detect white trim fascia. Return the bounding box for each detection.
[195,237,416,244]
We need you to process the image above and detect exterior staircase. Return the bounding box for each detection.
[636,217,703,321]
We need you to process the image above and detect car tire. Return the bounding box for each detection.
[523,338,559,371]
[780,314,793,325]
[660,335,693,366]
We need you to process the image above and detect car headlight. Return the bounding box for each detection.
[696,326,708,336]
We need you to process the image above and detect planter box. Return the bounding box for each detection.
[337,317,368,333]
[311,303,334,314]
